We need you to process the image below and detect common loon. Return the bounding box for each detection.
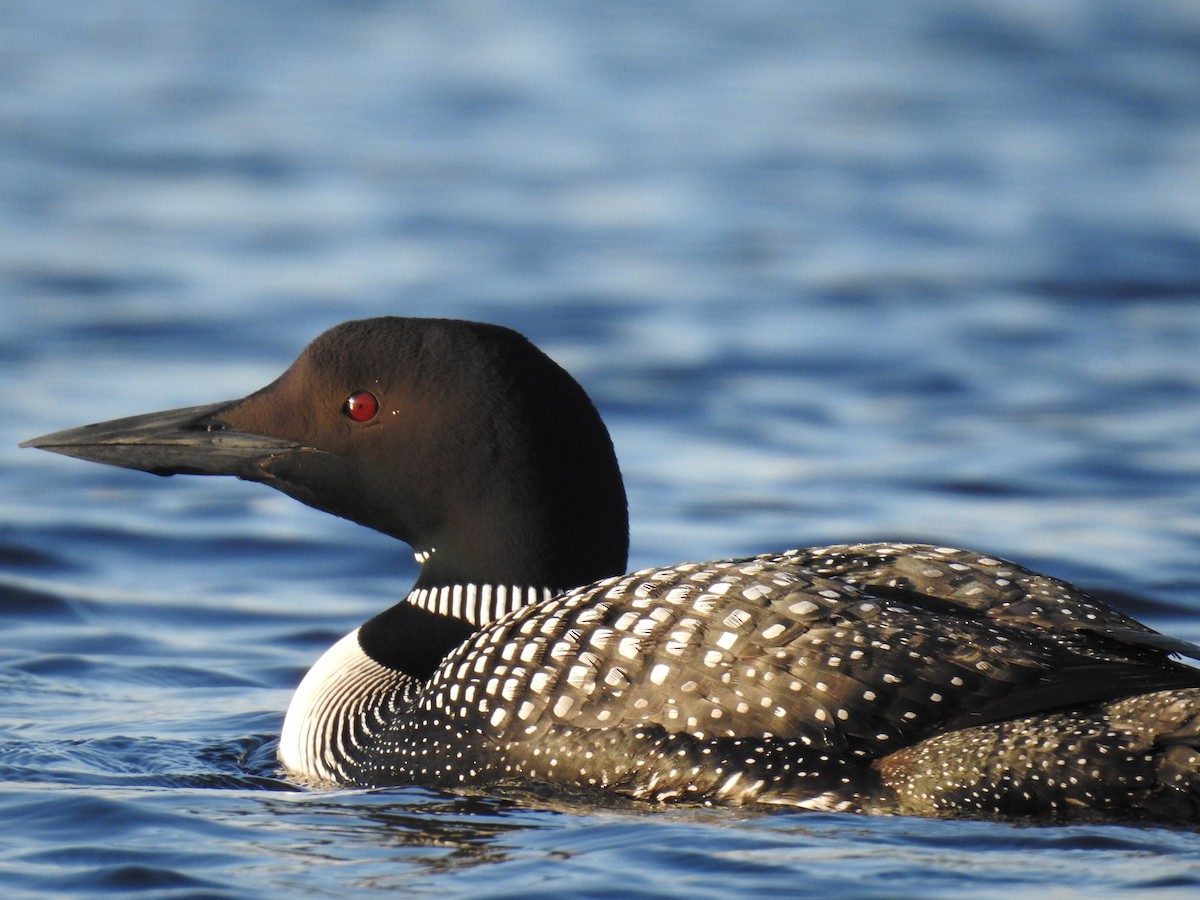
[22,316,1200,821]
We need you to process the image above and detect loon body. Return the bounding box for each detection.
[22,317,1200,821]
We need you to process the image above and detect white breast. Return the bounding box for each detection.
[278,628,412,784]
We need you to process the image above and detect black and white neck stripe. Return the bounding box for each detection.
[405,584,555,627]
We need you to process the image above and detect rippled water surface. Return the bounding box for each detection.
[4,2,1200,896]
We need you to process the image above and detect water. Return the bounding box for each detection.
[4,1,1200,896]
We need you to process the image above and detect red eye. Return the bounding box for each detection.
[343,390,379,422]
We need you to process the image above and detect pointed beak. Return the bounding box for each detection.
[20,400,306,479]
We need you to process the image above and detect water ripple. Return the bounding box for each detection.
[4,0,1200,896]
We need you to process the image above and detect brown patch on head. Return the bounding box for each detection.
[217,318,429,454]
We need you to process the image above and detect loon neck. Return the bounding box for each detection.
[405,582,556,628]
[359,582,558,679]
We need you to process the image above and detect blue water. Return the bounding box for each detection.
[4,1,1200,896]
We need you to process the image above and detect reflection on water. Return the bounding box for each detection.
[3,0,1200,896]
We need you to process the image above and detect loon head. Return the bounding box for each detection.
[22,317,629,592]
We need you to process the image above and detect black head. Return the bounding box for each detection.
[23,317,629,592]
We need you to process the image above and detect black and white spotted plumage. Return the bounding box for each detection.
[283,543,1200,819]
[26,317,1200,822]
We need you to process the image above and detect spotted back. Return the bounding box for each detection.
[416,545,1174,760]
